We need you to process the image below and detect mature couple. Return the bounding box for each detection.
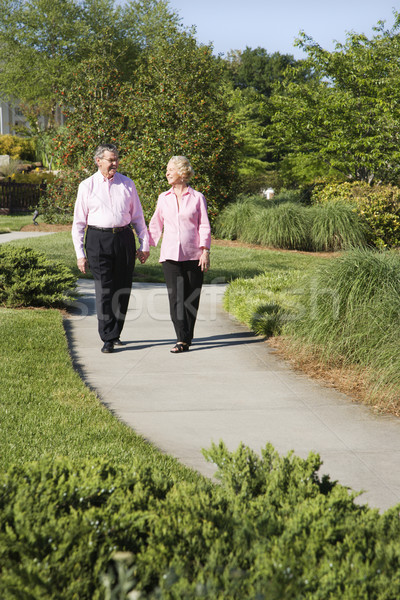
[72,143,211,354]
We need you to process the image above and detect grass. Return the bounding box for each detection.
[309,201,367,251]
[3,224,398,470]
[0,213,38,233]
[0,307,200,481]
[224,246,400,413]
[286,248,400,411]
[4,229,325,283]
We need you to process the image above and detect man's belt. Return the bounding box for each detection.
[87,225,131,234]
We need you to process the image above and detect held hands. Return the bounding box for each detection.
[136,250,150,264]
[199,249,210,272]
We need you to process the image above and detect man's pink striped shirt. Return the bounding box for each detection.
[72,170,149,259]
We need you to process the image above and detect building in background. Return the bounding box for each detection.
[0,99,65,135]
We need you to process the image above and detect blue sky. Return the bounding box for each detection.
[165,0,399,58]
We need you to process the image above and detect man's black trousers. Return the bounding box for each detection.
[162,259,203,345]
[85,227,136,342]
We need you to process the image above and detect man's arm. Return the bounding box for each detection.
[72,181,89,272]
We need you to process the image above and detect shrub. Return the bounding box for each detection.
[2,445,400,599]
[312,182,400,248]
[39,168,87,224]
[0,246,77,307]
[308,201,368,251]
[0,134,35,161]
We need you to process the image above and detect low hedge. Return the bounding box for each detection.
[1,444,400,599]
[312,182,400,248]
[0,245,76,307]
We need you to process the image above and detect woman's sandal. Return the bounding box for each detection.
[170,342,189,354]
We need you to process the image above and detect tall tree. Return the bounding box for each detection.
[121,32,238,222]
[0,0,179,126]
[269,12,400,184]
[225,46,309,97]
[44,33,238,223]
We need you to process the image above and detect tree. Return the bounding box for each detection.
[268,12,400,184]
[225,85,273,192]
[224,47,310,97]
[43,33,238,224]
[120,32,238,222]
[0,0,179,126]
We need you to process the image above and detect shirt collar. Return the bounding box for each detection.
[95,169,118,183]
[166,185,192,196]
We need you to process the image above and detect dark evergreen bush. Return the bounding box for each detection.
[1,444,400,599]
[0,246,76,307]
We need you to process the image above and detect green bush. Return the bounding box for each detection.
[2,444,400,599]
[312,182,400,248]
[0,246,77,307]
[0,134,35,161]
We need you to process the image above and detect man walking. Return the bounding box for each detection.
[72,143,149,353]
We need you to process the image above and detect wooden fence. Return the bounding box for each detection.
[0,180,46,214]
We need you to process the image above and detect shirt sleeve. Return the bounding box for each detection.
[130,184,149,252]
[71,181,88,260]
[148,196,164,247]
[198,193,212,250]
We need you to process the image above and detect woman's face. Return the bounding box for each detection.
[166,161,182,186]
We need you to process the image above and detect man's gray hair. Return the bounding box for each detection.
[94,143,119,163]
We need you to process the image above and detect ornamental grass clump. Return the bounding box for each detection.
[213,198,258,240]
[309,201,368,251]
[0,245,76,307]
[287,248,400,408]
[265,202,311,250]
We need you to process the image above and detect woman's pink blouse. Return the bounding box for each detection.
[148,186,211,262]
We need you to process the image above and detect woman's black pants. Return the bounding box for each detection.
[85,226,136,342]
[162,259,204,345]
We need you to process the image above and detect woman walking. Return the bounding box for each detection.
[148,156,211,353]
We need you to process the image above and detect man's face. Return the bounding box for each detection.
[96,150,119,179]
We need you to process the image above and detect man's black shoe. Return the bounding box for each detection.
[101,341,114,353]
[112,338,124,346]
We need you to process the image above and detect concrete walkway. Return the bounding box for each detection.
[0,231,55,243]
[65,279,400,512]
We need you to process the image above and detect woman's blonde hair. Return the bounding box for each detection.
[170,155,195,182]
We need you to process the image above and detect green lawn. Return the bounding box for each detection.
[0,213,38,232]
